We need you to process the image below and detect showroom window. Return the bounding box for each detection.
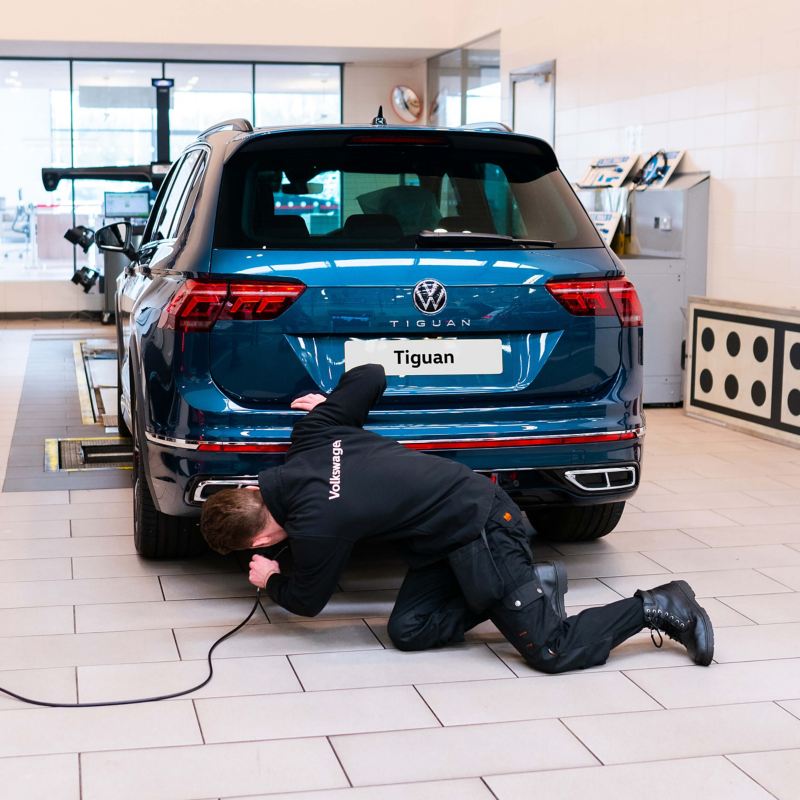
[0,58,342,282]
[427,32,501,128]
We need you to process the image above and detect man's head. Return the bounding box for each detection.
[201,487,285,555]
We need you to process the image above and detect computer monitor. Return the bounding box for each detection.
[104,191,151,219]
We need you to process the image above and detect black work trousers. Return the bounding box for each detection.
[387,487,645,673]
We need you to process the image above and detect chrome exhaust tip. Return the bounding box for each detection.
[563,466,637,492]
[188,476,259,504]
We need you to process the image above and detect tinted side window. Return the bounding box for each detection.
[151,150,202,242]
[169,151,208,239]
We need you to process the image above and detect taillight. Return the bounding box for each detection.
[158,280,305,332]
[546,278,643,327]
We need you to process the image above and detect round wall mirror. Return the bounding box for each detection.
[391,86,422,123]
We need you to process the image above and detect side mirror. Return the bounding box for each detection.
[95,222,136,259]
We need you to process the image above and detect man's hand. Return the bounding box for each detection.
[290,393,327,413]
[249,555,281,590]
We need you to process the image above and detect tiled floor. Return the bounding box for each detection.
[1,320,800,800]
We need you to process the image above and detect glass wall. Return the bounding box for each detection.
[428,33,501,128]
[0,58,342,282]
[0,60,73,279]
[255,64,341,127]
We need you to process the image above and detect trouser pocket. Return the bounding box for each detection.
[447,532,504,613]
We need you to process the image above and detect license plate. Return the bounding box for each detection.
[344,338,503,376]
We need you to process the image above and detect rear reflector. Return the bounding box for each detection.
[158,280,305,332]
[546,278,643,327]
[194,430,638,453]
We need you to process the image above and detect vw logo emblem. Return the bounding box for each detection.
[413,279,447,315]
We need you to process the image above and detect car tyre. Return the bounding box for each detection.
[131,375,205,560]
[523,501,625,542]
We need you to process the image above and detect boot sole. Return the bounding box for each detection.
[674,579,714,666]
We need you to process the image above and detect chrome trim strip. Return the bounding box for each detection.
[563,466,637,492]
[149,427,645,451]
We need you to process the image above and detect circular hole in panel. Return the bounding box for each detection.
[701,328,715,352]
[788,389,800,417]
[699,369,713,393]
[725,374,739,400]
[790,342,800,370]
[751,380,767,407]
[753,336,769,363]
[726,331,741,357]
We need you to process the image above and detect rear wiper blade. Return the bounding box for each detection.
[415,231,556,248]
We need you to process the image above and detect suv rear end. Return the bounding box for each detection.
[116,123,643,558]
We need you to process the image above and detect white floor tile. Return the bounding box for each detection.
[76,597,269,633]
[77,655,301,702]
[563,703,800,764]
[631,492,767,512]
[196,686,439,743]
[0,576,163,608]
[615,509,734,532]
[0,557,71,583]
[718,507,800,525]
[0,491,70,507]
[418,671,659,725]
[237,778,494,800]
[643,545,800,573]
[72,553,236,579]
[176,619,383,660]
[757,566,800,590]
[722,593,800,624]
[69,488,132,504]
[291,645,511,691]
[80,739,347,800]
[0,666,77,710]
[0,628,177,670]
[0,605,74,637]
[0,502,130,522]
[729,749,800,800]
[558,552,667,578]
[555,529,708,554]
[70,517,133,537]
[0,700,201,757]
[0,754,79,800]
[626,659,800,708]
[0,519,70,540]
[485,756,773,800]
[684,524,800,547]
[0,535,136,559]
[602,569,792,598]
[160,572,252,600]
[715,623,800,662]
[332,719,597,785]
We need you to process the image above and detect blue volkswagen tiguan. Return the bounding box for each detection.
[96,119,644,558]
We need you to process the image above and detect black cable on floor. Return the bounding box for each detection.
[0,590,271,709]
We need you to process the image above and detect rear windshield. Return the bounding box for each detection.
[214,133,602,250]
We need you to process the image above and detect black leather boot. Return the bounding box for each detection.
[635,580,714,666]
[521,561,567,619]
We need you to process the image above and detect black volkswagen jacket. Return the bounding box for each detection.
[259,364,495,616]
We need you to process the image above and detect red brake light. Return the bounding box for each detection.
[220,282,305,321]
[158,280,305,332]
[546,278,643,327]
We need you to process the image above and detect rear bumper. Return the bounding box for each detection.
[143,428,643,516]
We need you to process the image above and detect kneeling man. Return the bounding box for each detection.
[201,364,713,672]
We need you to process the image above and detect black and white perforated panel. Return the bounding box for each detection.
[688,305,800,444]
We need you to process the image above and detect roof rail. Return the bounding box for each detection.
[198,118,254,139]
[459,121,512,132]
